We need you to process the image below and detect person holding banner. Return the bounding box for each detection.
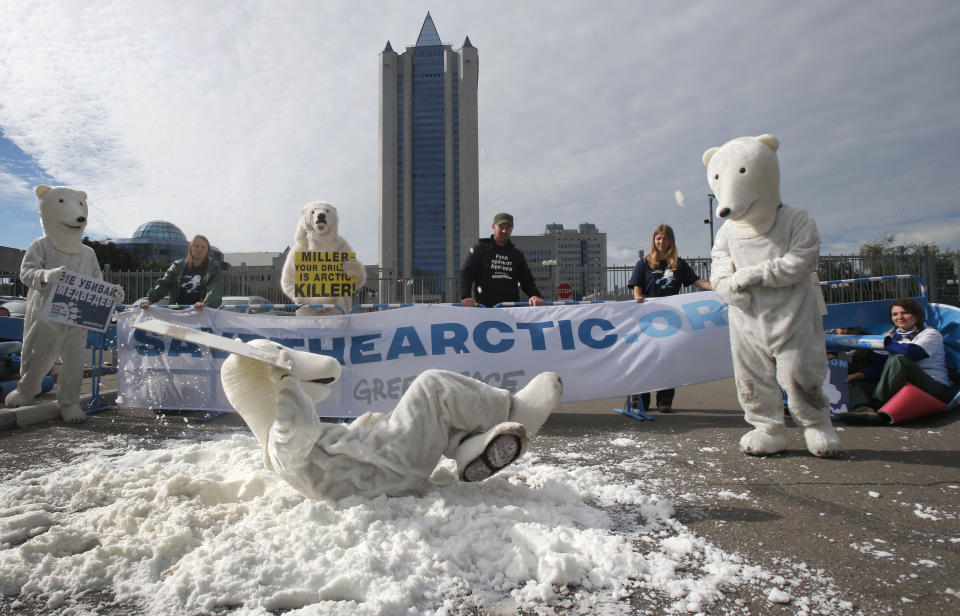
[6,185,122,422]
[459,212,544,308]
[627,224,711,412]
[140,235,222,310]
[841,298,955,424]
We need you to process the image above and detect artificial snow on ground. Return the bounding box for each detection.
[0,432,854,615]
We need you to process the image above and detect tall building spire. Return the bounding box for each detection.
[415,12,442,47]
[380,13,479,302]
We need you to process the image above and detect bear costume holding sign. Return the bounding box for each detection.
[705,135,840,458]
[5,186,122,422]
[280,201,366,316]
[214,336,563,499]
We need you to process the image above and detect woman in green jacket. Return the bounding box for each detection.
[140,235,223,309]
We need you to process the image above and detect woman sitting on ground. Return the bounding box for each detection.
[841,298,956,423]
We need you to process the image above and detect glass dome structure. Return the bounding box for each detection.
[132,221,187,242]
[113,220,223,268]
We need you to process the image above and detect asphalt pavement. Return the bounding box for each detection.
[1,375,958,615]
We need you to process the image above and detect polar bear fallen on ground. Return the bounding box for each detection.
[704,134,840,458]
[220,339,563,499]
[5,186,123,423]
[280,201,366,316]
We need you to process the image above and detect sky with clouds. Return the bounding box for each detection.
[1,0,958,266]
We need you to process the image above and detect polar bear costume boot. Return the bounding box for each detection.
[220,339,562,499]
[5,186,120,423]
[704,135,840,458]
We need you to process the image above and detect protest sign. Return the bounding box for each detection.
[825,357,852,416]
[293,251,356,297]
[42,271,119,332]
[117,294,735,417]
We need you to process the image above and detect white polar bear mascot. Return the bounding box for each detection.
[280,201,366,316]
[220,339,562,499]
[704,134,840,458]
[5,186,123,423]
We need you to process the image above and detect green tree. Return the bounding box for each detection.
[82,238,143,271]
[857,237,958,306]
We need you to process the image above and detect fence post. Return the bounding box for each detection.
[921,246,938,303]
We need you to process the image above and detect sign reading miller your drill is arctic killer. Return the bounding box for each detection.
[294,251,357,297]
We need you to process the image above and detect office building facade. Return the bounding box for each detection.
[512,223,607,301]
[378,13,479,302]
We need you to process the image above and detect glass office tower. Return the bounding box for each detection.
[379,13,479,302]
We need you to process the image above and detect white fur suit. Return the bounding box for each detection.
[706,135,840,457]
[221,340,562,499]
[280,201,366,317]
[6,186,112,423]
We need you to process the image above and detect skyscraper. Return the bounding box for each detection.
[379,13,479,302]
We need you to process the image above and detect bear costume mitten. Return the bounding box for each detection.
[43,266,68,285]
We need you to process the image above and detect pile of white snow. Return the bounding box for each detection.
[0,434,852,615]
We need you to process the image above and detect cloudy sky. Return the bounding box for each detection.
[1,0,958,266]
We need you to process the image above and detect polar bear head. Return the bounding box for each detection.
[702,134,781,237]
[295,200,339,247]
[36,185,88,254]
[220,339,342,468]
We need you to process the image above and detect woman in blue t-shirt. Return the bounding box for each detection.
[627,224,712,412]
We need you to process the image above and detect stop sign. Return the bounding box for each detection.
[557,283,573,299]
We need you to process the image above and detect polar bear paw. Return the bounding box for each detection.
[509,372,563,437]
[342,258,364,281]
[60,402,88,424]
[4,388,35,408]
[803,423,841,458]
[726,289,752,311]
[739,427,787,456]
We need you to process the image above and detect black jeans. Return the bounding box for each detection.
[641,389,675,409]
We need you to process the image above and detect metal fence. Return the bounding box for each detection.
[2,251,957,307]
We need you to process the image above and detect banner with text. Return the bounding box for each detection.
[42,272,120,332]
[117,293,733,417]
[293,251,356,297]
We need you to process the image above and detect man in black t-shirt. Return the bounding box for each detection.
[459,213,544,308]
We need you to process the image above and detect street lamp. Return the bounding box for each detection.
[705,193,716,250]
[592,257,601,299]
[541,259,557,300]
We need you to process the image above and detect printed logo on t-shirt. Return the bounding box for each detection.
[654,268,679,293]
[181,274,202,294]
[490,254,514,280]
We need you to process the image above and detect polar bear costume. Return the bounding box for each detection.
[280,201,366,316]
[704,135,840,458]
[220,339,562,499]
[5,186,122,422]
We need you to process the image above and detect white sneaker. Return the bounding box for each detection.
[508,372,563,436]
[455,422,528,482]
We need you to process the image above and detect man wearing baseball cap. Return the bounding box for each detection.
[459,212,544,307]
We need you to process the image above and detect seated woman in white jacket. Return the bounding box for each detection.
[220,339,563,500]
[841,298,956,424]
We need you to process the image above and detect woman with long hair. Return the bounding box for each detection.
[841,298,956,423]
[140,234,223,310]
[627,224,712,412]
